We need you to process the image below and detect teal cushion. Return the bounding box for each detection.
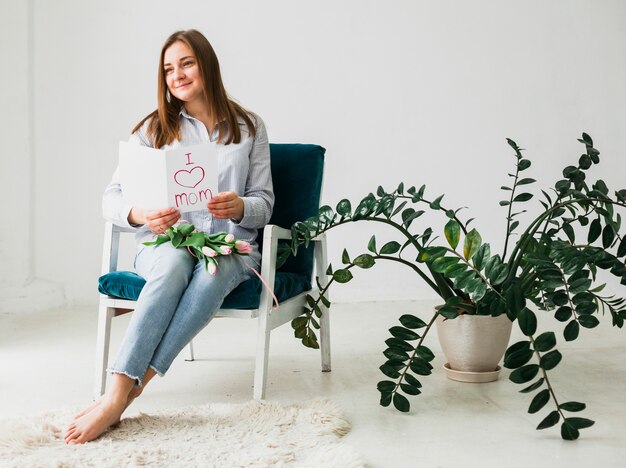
[98,270,311,309]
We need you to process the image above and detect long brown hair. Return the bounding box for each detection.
[132,29,256,148]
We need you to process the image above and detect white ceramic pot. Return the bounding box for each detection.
[435,313,513,383]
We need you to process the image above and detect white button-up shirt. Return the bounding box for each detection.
[102,109,274,265]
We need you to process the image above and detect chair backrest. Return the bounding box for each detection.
[265,144,325,280]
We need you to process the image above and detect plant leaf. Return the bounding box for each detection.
[380,241,401,255]
[539,350,562,370]
[444,219,461,249]
[393,393,410,412]
[332,269,353,283]
[537,410,560,430]
[559,402,586,412]
[509,364,540,384]
[528,389,551,414]
[463,228,482,260]
[399,314,427,329]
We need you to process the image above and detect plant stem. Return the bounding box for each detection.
[529,335,565,421]
[392,308,440,395]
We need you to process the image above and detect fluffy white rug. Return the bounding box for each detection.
[0,399,364,467]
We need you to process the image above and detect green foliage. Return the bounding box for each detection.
[288,133,626,440]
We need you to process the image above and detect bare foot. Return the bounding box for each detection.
[64,397,127,444]
[73,388,142,421]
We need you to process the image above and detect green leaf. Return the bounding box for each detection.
[415,345,435,362]
[539,350,562,370]
[342,249,350,264]
[429,194,444,210]
[561,421,580,440]
[393,393,410,412]
[368,235,377,254]
[385,337,415,352]
[563,320,580,341]
[534,332,556,352]
[432,256,460,273]
[513,193,533,202]
[171,232,184,248]
[519,378,545,394]
[377,380,396,392]
[384,348,410,362]
[517,178,536,185]
[579,154,592,169]
[537,410,560,430]
[555,306,572,322]
[353,254,376,269]
[389,326,420,341]
[528,389,550,414]
[602,225,615,249]
[503,348,534,369]
[518,159,531,171]
[336,199,352,216]
[614,236,626,258]
[391,201,408,217]
[562,223,575,243]
[380,241,401,255]
[409,358,433,376]
[399,314,427,329]
[559,402,586,412]
[379,363,401,379]
[463,228,482,260]
[379,391,392,407]
[565,417,595,429]
[578,315,600,329]
[509,364,540,384]
[404,373,422,388]
[332,269,353,283]
[472,243,491,271]
[400,383,421,396]
[177,223,195,236]
[588,218,602,243]
[551,291,568,307]
[505,340,531,358]
[444,220,461,249]
[437,306,459,320]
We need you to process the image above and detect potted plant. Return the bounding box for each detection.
[288,133,626,440]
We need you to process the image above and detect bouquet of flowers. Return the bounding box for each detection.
[143,222,252,275]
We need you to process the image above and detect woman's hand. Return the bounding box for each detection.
[129,207,181,234]
[207,192,244,221]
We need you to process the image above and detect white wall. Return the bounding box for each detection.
[1,1,31,285]
[17,0,626,305]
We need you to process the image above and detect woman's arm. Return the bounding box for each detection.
[233,116,274,228]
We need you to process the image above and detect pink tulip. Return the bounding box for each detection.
[225,233,235,243]
[235,240,253,254]
[202,246,218,258]
[220,245,232,255]
[207,261,217,276]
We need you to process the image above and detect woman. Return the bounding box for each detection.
[64,30,274,444]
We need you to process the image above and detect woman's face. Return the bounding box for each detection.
[163,41,204,104]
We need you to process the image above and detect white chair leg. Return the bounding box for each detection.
[320,308,331,372]
[94,304,114,399]
[185,340,195,361]
[253,312,271,400]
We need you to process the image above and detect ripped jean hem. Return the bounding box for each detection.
[107,368,143,388]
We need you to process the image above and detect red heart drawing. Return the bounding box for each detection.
[174,166,205,188]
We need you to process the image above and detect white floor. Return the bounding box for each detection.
[1,300,626,468]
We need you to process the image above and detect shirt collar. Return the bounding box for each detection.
[179,106,227,126]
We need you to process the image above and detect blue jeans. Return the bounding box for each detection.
[108,242,256,386]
